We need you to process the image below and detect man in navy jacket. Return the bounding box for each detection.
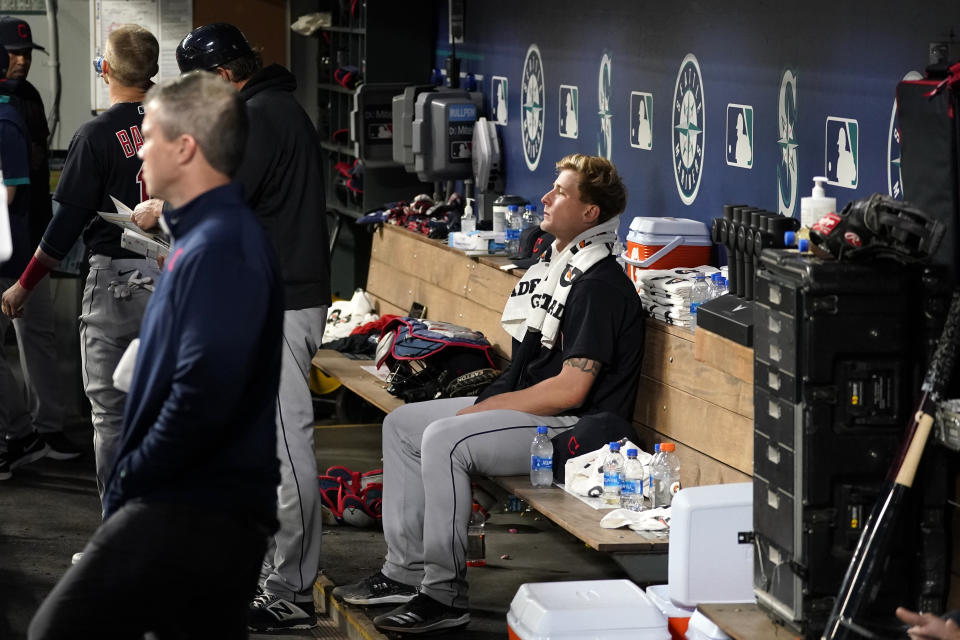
[29,71,283,639]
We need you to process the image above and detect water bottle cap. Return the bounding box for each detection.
[712,273,722,282]
[609,442,621,451]
[694,273,705,281]
[784,230,796,246]
[525,204,536,211]
[537,426,548,434]
[660,442,675,452]
[798,238,809,252]
[508,204,519,212]
[654,443,661,452]
[627,448,638,457]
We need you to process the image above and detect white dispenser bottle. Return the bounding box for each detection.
[461,197,476,233]
[800,176,837,229]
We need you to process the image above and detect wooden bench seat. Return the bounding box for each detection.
[310,348,663,560]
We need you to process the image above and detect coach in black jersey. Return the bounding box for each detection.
[164,23,332,631]
[1,25,161,507]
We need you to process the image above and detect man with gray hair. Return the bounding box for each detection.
[29,71,283,639]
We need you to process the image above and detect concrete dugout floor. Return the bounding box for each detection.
[0,421,629,639]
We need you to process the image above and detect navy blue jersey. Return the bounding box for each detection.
[46,102,146,260]
[0,96,32,278]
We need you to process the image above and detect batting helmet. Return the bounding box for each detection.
[176,23,253,73]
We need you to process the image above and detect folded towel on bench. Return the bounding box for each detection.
[600,506,671,531]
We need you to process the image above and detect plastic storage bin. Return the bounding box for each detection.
[507,579,670,640]
[668,483,755,607]
[622,217,712,280]
[646,584,695,640]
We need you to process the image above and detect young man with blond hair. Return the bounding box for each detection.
[333,154,646,635]
[2,24,161,505]
[29,70,283,639]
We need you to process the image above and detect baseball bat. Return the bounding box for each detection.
[822,288,960,640]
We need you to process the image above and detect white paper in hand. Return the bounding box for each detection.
[0,170,11,263]
[113,338,140,392]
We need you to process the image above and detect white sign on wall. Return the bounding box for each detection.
[90,0,193,112]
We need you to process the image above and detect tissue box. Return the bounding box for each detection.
[448,230,506,255]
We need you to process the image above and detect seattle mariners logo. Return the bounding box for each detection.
[672,53,704,205]
[521,44,545,171]
[777,69,798,217]
[598,52,612,159]
[888,71,922,199]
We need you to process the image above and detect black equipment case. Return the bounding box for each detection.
[751,250,938,638]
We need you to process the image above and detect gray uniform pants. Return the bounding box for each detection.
[379,397,578,608]
[0,277,63,441]
[80,255,160,501]
[261,305,327,602]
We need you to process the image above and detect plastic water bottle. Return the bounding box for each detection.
[646,443,661,504]
[654,443,682,507]
[461,197,476,233]
[506,204,522,256]
[465,503,486,567]
[522,204,539,230]
[620,448,645,511]
[709,273,724,299]
[602,442,625,506]
[530,426,553,488]
[689,274,709,329]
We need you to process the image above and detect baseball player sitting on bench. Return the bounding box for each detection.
[332,153,646,635]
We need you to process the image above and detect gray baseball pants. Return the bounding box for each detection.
[379,397,577,609]
[261,305,327,602]
[0,277,64,441]
[80,255,160,502]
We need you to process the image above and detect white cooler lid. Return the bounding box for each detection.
[508,580,670,639]
[631,217,709,237]
[629,232,713,247]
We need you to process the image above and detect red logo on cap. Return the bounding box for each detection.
[17,24,28,40]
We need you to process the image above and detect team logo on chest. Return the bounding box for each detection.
[672,53,704,205]
[521,44,545,171]
[777,69,798,216]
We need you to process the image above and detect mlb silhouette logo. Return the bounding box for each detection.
[559,85,579,139]
[629,92,653,151]
[491,76,508,126]
[825,117,859,188]
[725,104,753,168]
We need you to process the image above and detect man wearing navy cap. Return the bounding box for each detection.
[0,16,77,461]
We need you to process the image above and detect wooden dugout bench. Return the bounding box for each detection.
[310,224,759,580]
[315,224,960,602]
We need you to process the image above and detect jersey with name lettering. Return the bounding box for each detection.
[51,101,146,259]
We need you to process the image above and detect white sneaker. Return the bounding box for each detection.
[71,552,83,565]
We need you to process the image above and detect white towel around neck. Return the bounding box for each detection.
[501,216,620,349]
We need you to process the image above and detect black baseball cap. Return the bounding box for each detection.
[0,17,46,52]
[511,227,554,268]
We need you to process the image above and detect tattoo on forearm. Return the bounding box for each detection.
[564,358,601,376]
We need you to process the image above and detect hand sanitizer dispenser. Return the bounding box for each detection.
[800,176,836,229]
